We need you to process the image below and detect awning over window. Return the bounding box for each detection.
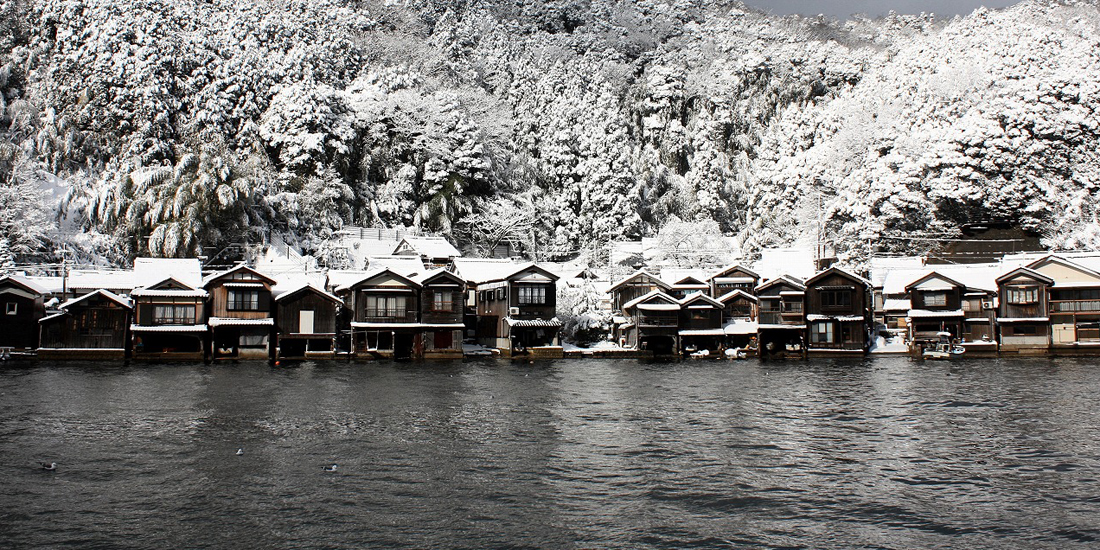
[130,324,208,333]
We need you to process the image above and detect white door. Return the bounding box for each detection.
[300,310,315,334]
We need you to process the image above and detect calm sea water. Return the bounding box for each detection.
[2,357,1099,549]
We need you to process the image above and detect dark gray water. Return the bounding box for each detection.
[2,357,1099,549]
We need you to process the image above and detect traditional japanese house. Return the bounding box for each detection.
[0,275,46,355]
[415,269,467,359]
[38,289,132,359]
[620,290,680,355]
[474,264,561,357]
[608,270,670,345]
[669,275,710,300]
[754,276,806,357]
[803,267,872,356]
[204,265,277,360]
[905,272,968,348]
[274,284,342,359]
[1025,255,1100,353]
[708,265,760,298]
[677,292,725,356]
[337,269,421,359]
[717,289,759,350]
[995,267,1053,353]
[130,277,208,361]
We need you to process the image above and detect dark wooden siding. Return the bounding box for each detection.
[0,293,42,349]
[277,293,338,334]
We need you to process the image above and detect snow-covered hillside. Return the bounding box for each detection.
[0,0,1097,269]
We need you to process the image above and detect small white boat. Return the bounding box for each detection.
[724,347,748,360]
[923,332,965,360]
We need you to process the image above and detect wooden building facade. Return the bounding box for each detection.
[803,267,871,355]
[274,284,342,359]
[204,266,277,360]
[130,277,208,361]
[38,289,132,359]
[0,276,46,353]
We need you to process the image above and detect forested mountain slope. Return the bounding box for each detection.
[0,0,1097,269]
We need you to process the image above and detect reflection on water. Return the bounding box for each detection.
[2,357,1100,548]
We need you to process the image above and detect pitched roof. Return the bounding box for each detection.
[202,264,277,287]
[622,290,679,310]
[608,270,670,292]
[364,255,426,276]
[0,275,48,295]
[996,266,1054,285]
[717,289,759,303]
[708,264,760,281]
[679,293,723,308]
[1026,254,1100,283]
[805,266,871,288]
[452,258,523,285]
[414,268,466,286]
[133,258,202,288]
[393,236,461,259]
[904,272,967,292]
[59,289,133,310]
[755,275,806,293]
[335,268,420,293]
[273,283,343,305]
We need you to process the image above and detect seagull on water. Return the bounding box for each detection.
[236,448,244,456]
[323,463,338,472]
[41,462,57,471]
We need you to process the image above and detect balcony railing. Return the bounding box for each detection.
[638,316,678,327]
[361,309,417,323]
[1050,300,1100,313]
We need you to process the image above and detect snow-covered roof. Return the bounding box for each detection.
[393,236,461,259]
[717,289,758,303]
[413,268,465,286]
[709,263,759,281]
[273,283,343,305]
[622,290,679,310]
[130,324,207,333]
[752,247,816,281]
[133,258,202,288]
[805,266,871,288]
[608,270,670,292]
[883,298,912,312]
[723,320,759,335]
[333,268,419,293]
[0,275,48,295]
[659,268,709,286]
[451,258,520,284]
[867,256,925,287]
[202,264,276,287]
[679,293,723,308]
[755,274,806,293]
[327,270,378,293]
[365,255,427,276]
[59,289,132,310]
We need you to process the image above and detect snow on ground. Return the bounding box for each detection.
[870,335,910,354]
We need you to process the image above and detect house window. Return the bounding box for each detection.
[153,305,196,325]
[432,291,453,312]
[228,290,259,311]
[820,290,852,309]
[924,293,947,307]
[811,321,834,343]
[782,301,802,313]
[518,285,547,305]
[1013,325,1038,335]
[1006,287,1038,304]
[4,302,16,315]
[364,295,407,319]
